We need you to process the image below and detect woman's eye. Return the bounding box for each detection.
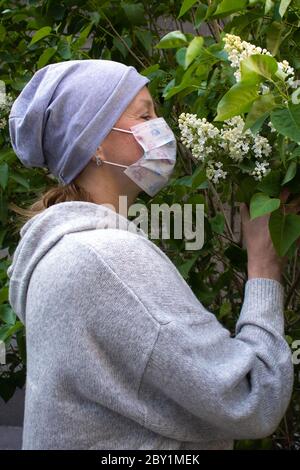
[142,115,151,120]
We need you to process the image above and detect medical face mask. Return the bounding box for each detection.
[99,117,177,197]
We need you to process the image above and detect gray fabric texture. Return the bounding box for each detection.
[7,201,294,450]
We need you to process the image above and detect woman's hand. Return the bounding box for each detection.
[239,188,300,284]
[240,203,284,283]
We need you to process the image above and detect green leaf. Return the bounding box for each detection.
[243,93,276,132]
[177,251,200,279]
[57,37,72,59]
[0,286,8,303]
[37,47,57,69]
[185,36,204,69]
[121,2,146,25]
[173,175,194,187]
[0,163,9,190]
[186,194,206,205]
[210,213,225,234]
[135,30,153,52]
[291,87,300,105]
[282,161,297,185]
[265,0,275,14]
[271,104,300,144]
[240,54,278,82]
[215,82,259,121]
[28,26,52,46]
[9,171,30,189]
[250,192,281,219]
[113,36,132,58]
[163,61,202,99]
[284,166,300,194]
[178,0,199,18]
[287,146,300,162]
[0,377,16,403]
[155,30,188,49]
[256,169,282,196]
[0,229,7,248]
[266,21,284,56]
[173,166,208,189]
[0,24,6,41]
[219,300,232,319]
[269,209,300,257]
[0,321,23,342]
[0,305,16,325]
[279,0,291,17]
[213,0,247,16]
[191,167,208,189]
[176,47,187,67]
[73,23,94,49]
[0,148,15,163]
[236,176,258,204]
[140,64,160,77]
[194,4,208,27]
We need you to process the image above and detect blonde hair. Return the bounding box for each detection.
[9,180,94,237]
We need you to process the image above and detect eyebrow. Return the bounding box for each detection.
[139,99,155,108]
[137,98,160,116]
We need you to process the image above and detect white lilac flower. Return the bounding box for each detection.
[206,161,227,184]
[277,59,294,78]
[250,160,271,181]
[0,117,7,129]
[260,84,270,95]
[220,116,255,162]
[178,113,219,161]
[205,146,214,155]
[223,33,272,81]
[223,34,299,90]
[178,113,272,181]
[0,81,6,107]
[0,92,14,131]
[290,79,300,89]
[220,116,272,161]
[267,121,276,133]
[252,134,272,158]
[0,92,14,114]
[276,59,298,89]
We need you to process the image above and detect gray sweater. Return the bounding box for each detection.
[7,201,293,450]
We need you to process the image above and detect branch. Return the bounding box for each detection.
[100,9,147,69]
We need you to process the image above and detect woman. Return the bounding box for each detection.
[7,59,294,450]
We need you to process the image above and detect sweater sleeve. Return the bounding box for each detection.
[53,233,293,444]
[138,277,294,442]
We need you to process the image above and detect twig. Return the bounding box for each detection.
[208,181,238,243]
[208,20,221,42]
[100,9,147,69]
[177,142,193,174]
[190,8,201,36]
[230,181,235,235]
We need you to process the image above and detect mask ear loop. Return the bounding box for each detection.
[103,127,142,168]
[112,127,133,134]
[95,154,128,169]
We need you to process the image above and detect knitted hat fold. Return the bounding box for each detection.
[8,59,150,184]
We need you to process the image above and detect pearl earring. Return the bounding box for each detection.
[95,155,102,167]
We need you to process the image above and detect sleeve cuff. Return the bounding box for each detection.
[236,277,285,336]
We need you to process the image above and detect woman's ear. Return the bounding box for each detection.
[91,145,104,164]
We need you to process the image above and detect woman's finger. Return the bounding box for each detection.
[239,202,249,222]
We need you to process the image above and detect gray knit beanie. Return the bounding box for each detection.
[8,59,150,185]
